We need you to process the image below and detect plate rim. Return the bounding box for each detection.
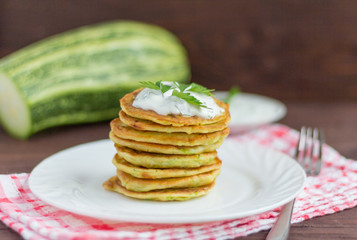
[29,138,306,224]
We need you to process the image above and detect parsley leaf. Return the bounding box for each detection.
[172,90,208,108]
[140,81,172,93]
[174,82,188,92]
[188,83,214,96]
[159,81,172,93]
[140,81,160,90]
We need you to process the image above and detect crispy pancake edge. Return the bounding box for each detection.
[109,131,224,154]
[102,176,216,201]
[116,168,220,192]
[115,144,217,168]
[119,110,230,134]
[111,118,230,146]
[112,154,222,179]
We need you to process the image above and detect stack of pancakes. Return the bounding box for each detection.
[103,88,230,201]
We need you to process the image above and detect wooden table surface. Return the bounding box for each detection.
[1,100,357,239]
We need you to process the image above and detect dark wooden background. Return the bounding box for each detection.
[2,0,357,101]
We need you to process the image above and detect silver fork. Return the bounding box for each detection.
[265,127,324,240]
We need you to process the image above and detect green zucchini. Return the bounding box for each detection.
[0,21,190,139]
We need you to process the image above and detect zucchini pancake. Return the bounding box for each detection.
[103,81,230,201]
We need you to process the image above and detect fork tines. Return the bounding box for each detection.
[295,126,324,176]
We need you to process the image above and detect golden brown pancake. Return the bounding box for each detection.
[112,154,222,179]
[116,169,220,192]
[111,118,230,146]
[103,176,216,201]
[120,88,230,127]
[115,144,217,168]
[119,110,230,134]
[109,131,224,154]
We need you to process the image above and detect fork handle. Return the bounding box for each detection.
[265,199,295,240]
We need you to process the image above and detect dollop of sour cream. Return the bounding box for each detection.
[132,82,225,119]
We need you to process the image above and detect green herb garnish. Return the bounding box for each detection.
[140,81,160,90]
[224,86,240,104]
[188,83,214,96]
[140,80,171,93]
[140,81,214,108]
[172,90,207,108]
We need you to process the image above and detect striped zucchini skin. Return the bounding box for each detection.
[0,21,190,139]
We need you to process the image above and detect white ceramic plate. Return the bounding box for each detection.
[214,91,287,133]
[29,139,305,224]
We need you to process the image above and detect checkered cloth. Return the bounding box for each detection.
[1,124,357,240]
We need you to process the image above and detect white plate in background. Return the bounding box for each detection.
[29,139,305,224]
[214,91,287,133]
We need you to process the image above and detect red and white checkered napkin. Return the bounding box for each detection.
[1,124,357,240]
